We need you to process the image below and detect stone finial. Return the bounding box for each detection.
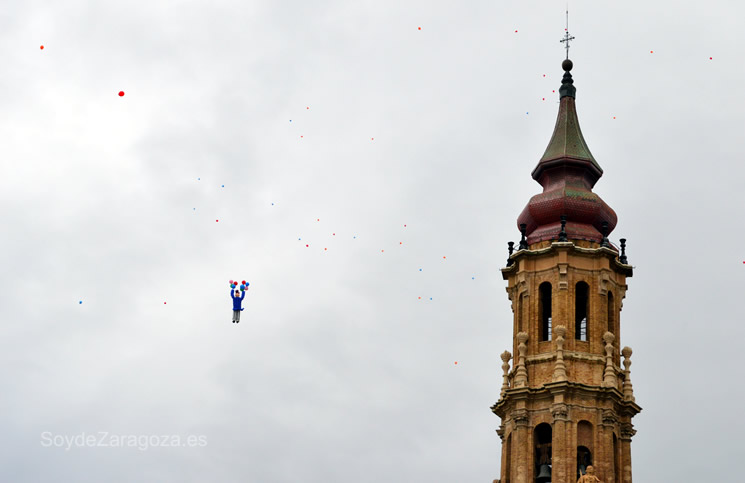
[513,332,529,387]
[552,325,567,382]
[558,215,568,242]
[507,241,515,266]
[602,331,617,387]
[519,224,528,250]
[500,350,512,397]
[619,238,628,264]
[601,221,610,247]
[622,346,635,402]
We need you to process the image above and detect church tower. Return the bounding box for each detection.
[491,57,641,483]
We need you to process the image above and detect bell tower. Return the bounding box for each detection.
[491,57,641,483]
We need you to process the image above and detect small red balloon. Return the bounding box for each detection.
[164,302,167,304]
[216,219,219,222]
[40,45,44,50]
[418,27,421,30]
[118,91,125,96]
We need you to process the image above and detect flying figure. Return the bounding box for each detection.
[229,280,249,323]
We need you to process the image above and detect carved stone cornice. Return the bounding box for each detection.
[512,408,530,427]
[618,284,628,311]
[516,271,529,296]
[601,409,618,427]
[551,403,569,421]
[558,263,568,290]
[620,422,636,440]
[524,350,620,367]
[598,269,612,295]
[496,423,506,441]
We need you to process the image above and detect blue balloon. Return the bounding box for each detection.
[246,282,249,286]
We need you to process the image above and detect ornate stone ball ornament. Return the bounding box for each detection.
[552,325,568,382]
[622,346,635,402]
[602,331,617,387]
[500,351,512,396]
[513,332,529,387]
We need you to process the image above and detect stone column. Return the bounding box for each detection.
[601,410,618,483]
[620,423,636,483]
[500,351,512,397]
[551,401,569,483]
[499,432,506,483]
[552,326,567,381]
[512,409,530,483]
[602,332,617,387]
[513,333,529,388]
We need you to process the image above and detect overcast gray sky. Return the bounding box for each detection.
[1,0,743,481]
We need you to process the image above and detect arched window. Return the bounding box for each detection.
[534,423,552,483]
[575,282,589,341]
[517,294,523,333]
[577,421,594,479]
[577,446,592,479]
[607,291,615,335]
[539,282,552,341]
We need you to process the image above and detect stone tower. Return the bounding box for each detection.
[491,59,641,483]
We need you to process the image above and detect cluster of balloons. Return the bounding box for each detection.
[229,279,249,291]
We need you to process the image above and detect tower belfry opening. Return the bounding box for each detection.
[491,41,641,483]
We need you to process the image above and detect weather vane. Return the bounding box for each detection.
[560,7,574,59]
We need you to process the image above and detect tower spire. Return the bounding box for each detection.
[560,7,575,60]
[516,49,618,246]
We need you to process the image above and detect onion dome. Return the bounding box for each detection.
[517,59,617,245]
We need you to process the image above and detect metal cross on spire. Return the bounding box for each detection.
[559,7,575,59]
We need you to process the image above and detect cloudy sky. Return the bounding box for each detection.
[1,0,743,481]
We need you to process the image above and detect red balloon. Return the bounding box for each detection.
[242,280,246,285]
[118,91,125,97]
